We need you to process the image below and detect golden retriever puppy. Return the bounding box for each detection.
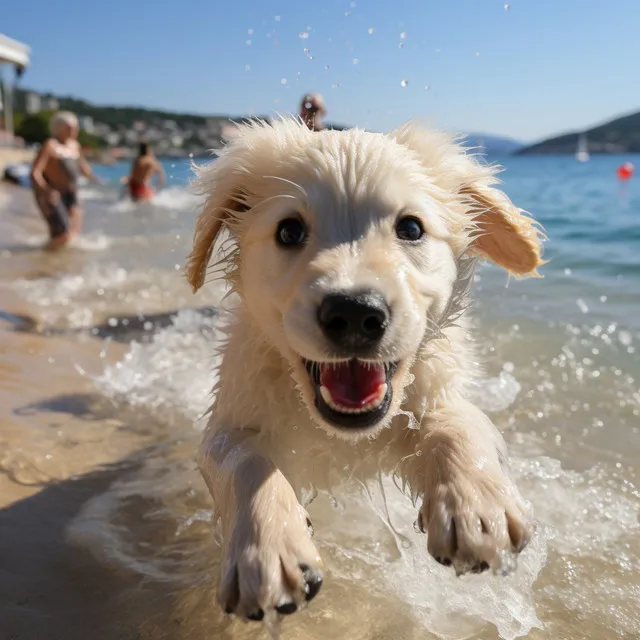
[187,119,543,623]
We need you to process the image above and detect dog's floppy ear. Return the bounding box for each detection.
[461,182,544,276]
[389,122,544,276]
[186,186,249,292]
[186,137,253,292]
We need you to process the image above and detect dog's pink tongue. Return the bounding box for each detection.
[320,360,386,408]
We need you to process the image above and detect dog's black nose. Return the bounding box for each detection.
[317,290,390,350]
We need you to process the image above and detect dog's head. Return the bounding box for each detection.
[188,120,543,439]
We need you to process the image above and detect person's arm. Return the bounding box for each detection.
[79,151,102,184]
[30,140,54,192]
[156,160,166,189]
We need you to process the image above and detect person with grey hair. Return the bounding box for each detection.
[30,110,101,249]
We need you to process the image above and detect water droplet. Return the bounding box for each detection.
[400,31,407,39]
[400,78,408,87]
[332,82,341,89]
[245,64,251,71]
[475,51,481,56]
[618,330,633,346]
[564,267,572,276]
[504,3,510,10]
[274,15,281,21]
[345,11,351,16]
[303,48,313,59]
[350,1,356,6]
[424,84,431,90]
[368,27,375,35]
[299,31,309,39]
[281,77,287,84]
[435,48,441,53]
[247,28,254,35]
[398,42,404,49]
[245,39,252,45]
[324,64,330,70]
[353,57,359,64]
[576,298,589,314]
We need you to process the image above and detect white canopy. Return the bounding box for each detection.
[0,35,30,143]
[0,34,30,68]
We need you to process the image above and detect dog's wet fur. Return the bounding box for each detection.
[187,119,543,622]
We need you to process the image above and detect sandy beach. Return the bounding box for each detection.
[0,148,34,173]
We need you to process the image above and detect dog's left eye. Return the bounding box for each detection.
[276,217,308,247]
[395,216,425,242]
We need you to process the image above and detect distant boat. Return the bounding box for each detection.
[575,133,590,162]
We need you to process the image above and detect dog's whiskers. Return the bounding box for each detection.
[263,174,308,197]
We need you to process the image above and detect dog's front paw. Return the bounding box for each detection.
[419,469,531,575]
[219,505,323,621]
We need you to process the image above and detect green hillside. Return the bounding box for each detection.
[518,109,640,155]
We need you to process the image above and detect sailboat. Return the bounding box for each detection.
[575,133,590,162]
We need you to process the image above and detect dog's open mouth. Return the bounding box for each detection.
[304,359,397,429]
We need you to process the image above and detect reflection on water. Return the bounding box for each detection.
[0,153,639,639]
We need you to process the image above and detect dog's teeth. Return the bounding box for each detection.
[320,385,333,406]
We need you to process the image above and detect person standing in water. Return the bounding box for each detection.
[299,93,327,131]
[30,111,100,249]
[126,142,165,202]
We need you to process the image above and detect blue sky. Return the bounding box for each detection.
[4,0,640,141]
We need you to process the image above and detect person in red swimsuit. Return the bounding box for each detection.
[126,142,165,202]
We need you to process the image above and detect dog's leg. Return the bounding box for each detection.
[198,427,323,621]
[412,398,531,574]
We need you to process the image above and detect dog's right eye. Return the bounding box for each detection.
[276,218,308,248]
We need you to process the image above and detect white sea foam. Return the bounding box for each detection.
[95,308,221,422]
[108,185,201,214]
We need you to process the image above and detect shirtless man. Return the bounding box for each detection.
[127,142,165,202]
[30,111,100,249]
[299,92,327,131]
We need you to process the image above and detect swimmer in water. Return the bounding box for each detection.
[30,111,101,249]
[300,93,327,131]
[126,142,166,202]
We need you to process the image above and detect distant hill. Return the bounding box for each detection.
[518,109,640,155]
[463,133,524,156]
[13,87,243,129]
[11,87,521,155]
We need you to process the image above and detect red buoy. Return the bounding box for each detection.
[616,162,635,181]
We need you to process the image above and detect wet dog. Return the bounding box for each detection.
[187,119,543,622]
